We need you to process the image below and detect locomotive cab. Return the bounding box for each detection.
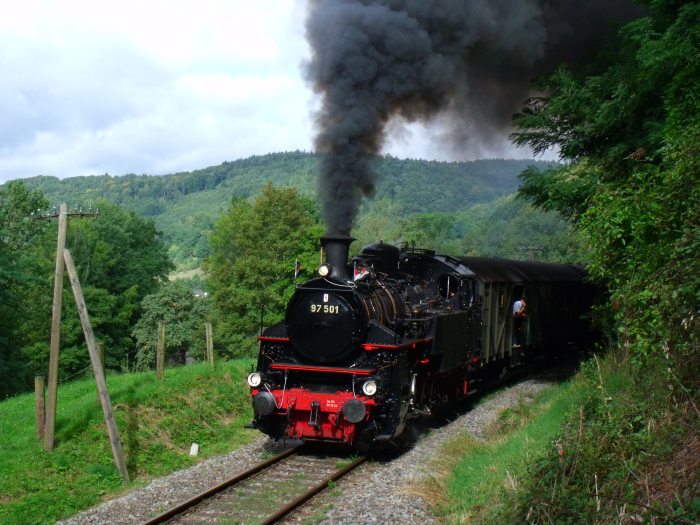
[437,274,476,310]
[357,241,400,276]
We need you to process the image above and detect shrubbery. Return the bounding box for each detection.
[501,2,700,522]
[481,352,698,524]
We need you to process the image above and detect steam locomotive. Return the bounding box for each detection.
[247,235,593,450]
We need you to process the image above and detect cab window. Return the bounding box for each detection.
[437,274,458,299]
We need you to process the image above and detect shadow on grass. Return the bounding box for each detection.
[53,374,154,449]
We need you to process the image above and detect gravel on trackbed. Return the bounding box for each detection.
[57,380,551,525]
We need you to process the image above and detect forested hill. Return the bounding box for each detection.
[15,153,556,267]
[19,152,549,213]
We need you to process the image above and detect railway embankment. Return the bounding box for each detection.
[56,379,555,524]
[0,360,257,524]
[421,351,699,524]
[2,355,696,524]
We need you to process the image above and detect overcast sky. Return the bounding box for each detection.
[0,0,537,184]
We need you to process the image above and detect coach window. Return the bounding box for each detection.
[497,287,505,321]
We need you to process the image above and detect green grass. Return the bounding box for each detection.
[0,359,257,524]
[421,353,699,524]
[417,381,587,523]
[454,385,583,521]
[169,267,204,281]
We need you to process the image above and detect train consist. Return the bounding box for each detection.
[247,235,594,450]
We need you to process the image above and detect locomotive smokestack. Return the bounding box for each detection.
[321,234,354,282]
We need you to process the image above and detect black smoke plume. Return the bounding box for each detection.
[304,0,640,236]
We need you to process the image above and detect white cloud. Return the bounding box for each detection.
[0,0,314,182]
[0,0,546,184]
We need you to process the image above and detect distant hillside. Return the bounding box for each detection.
[17,152,557,268]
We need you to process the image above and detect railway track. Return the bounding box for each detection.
[144,446,367,525]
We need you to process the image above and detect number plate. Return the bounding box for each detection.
[310,303,340,314]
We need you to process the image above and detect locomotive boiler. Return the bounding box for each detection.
[247,235,593,450]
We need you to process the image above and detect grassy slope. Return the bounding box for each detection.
[0,360,256,525]
[417,381,584,523]
[445,384,580,519]
[427,354,699,524]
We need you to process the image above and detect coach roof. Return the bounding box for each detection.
[457,256,586,284]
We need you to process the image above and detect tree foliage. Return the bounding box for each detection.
[132,280,212,369]
[351,195,587,263]
[66,200,173,299]
[205,183,323,357]
[16,155,553,269]
[0,189,173,396]
[0,183,50,397]
[512,2,699,374]
[39,201,175,377]
[478,5,699,523]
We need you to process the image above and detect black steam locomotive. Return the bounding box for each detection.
[247,235,593,449]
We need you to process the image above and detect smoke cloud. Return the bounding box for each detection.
[305,0,640,235]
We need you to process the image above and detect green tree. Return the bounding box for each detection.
[0,182,50,397]
[350,198,405,251]
[11,200,174,393]
[19,154,552,271]
[132,280,213,369]
[58,201,173,372]
[401,213,460,254]
[205,183,323,356]
[511,2,699,373]
[463,6,699,523]
[457,196,589,262]
[351,193,588,262]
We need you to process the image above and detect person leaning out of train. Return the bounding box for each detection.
[513,298,527,319]
[512,298,527,348]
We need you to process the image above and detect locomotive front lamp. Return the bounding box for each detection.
[318,264,331,277]
[362,380,377,396]
[247,372,262,388]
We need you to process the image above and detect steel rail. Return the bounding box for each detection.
[260,455,367,524]
[143,446,299,525]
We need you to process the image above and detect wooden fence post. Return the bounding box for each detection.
[97,342,106,376]
[45,202,67,452]
[157,321,165,381]
[35,377,45,441]
[63,249,130,484]
[205,322,214,366]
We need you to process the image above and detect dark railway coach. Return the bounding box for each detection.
[247,235,594,450]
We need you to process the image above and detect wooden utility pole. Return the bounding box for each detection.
[205,322,214,366]
[35,377,45,440]
[157,321,165,381]
[64,249,129,484]
[41,202,98,452]
[44,203,67,452]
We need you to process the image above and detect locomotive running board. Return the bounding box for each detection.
[270,363,376,376]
